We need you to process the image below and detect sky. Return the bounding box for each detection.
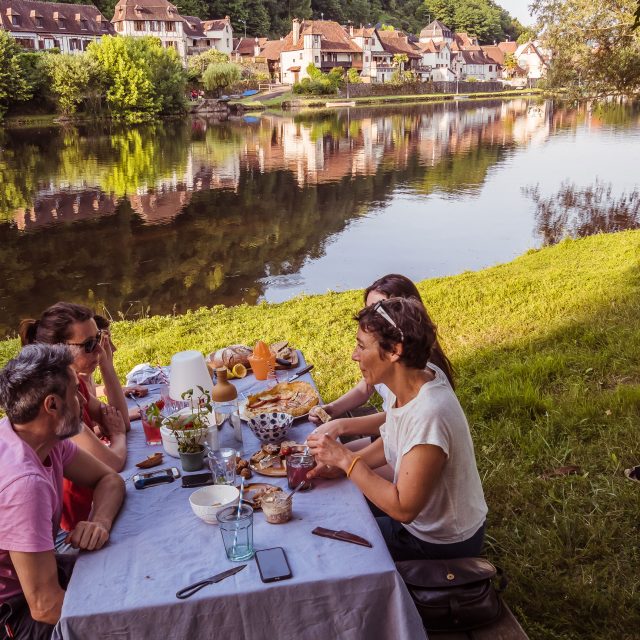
[499,0,535,26]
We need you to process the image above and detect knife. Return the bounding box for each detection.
[312,526,372,548]
[287,364,314,382]
[175,564,246,599]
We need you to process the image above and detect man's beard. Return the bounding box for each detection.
[56,404,82,440]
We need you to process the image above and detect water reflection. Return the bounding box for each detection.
[0,99,638,337]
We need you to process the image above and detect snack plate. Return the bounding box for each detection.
[238,482,283,510]
[248,445,306,477]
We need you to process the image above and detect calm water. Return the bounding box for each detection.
[1,99,639,337]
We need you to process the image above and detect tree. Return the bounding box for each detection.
[188,48,230,81]
[46,53,101,115]
[0,31,31,119]
[202,62,241,95]
[517,28,537,44]
[502,52,518,77]
[532,0,640,96]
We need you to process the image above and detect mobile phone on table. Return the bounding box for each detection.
[133,467,180,490]
[181,472,214,488]
[255,547,292,583]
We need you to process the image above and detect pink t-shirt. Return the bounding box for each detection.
[0,417,77,602]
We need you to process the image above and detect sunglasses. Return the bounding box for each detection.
[372,301,404,342]
[66,330,103,354]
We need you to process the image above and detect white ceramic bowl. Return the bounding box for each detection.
[247,412,294,444]
[160,408,219,458]
[189,485,240,525]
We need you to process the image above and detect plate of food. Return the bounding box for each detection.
[206,341,299,374]
[240,483,283,510]
[240,381,319,421]
[249,441,305,477]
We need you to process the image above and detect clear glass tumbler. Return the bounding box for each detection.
[217,504,254,561]
[208,448,236,485]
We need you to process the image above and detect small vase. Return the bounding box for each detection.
[179,447,205,472]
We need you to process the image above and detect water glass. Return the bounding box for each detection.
[208,448,236,485]
[217,504,254,561]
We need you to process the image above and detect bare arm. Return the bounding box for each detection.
[71,410,127,472]
[307,434,446,523]
[97,334,131,431]
[313,411,386,440]
[309,378,375,424]
[63,449,125,550]
[9,550,64,625]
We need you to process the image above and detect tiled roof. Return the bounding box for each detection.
[203,17,229,31]
[497,41,517,54]
[282,20,362,53]
[453,32,480,51]
[182,15,204,37]
[233,36,264,55]
[418,39,449,53]
[419,19,452,38]
[260,38,285,60]
[112,0,182,23]
[377,30,421,58]
[481,45,504,65]
[458,49,496,65]
[0,0,113,35]
[351,26,375,37]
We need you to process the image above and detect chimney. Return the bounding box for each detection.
[349,24,354,37]
[293,18,300,44]
[254,37,260,57]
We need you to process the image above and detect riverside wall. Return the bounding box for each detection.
[339,81,506,97]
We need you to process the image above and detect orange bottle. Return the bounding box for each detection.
[248,341,275,380]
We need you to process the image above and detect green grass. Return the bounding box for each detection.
[1,230,639,639]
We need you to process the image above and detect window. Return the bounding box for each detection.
[11,15,21,26]
[165,21,175,31]
[134,21,145,31]
[149,20,158,31]
[101,20,108,30]
[35,16,44,28]
[488,65,492,71]
[80,18,88,30]
[58,16,66,29]
[315,55,319,63]
[115,21,123,32]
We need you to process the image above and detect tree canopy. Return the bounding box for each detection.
[0,31,31,119]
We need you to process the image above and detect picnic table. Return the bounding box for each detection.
[53,353,426,640]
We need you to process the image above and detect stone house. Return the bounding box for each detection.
[0,0,113,53]
[348,26,394,83]
[376,29,423,78]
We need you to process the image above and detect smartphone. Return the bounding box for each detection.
[133,467,180,490]
[255,547,292,583]
[181,472,213,488]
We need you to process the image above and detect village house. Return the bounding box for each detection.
[259,38,285,82]
[513,40,547,79]
[0,0,113,53]
[376,29,424,78]
[280,19,363,85]
[111,0,232,62]
[417,39,455,81]
[348,26,394,83]
[231,36,266,61]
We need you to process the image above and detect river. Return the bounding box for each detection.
[1,98,639,337]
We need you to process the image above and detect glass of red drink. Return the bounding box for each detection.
[287,453,316,491]
[141,405,163,446]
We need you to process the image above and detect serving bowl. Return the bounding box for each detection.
[189,485,240,525]
[247,412,294,444]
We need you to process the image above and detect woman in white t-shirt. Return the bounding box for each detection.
[309,274,454,443]
[307,297,487,561]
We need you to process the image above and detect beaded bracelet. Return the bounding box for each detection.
[346,455,362,478]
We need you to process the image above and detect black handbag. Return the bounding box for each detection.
[396,557,506,633]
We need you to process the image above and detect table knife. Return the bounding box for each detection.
[287,364,314,382]
[312,526,372,548]
[176,564,246,599]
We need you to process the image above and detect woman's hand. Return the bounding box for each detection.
[99,405,126,439]
[123,385,148,398]
[306,432,353,472]
[310,417,346,440]
[308,404,334,425]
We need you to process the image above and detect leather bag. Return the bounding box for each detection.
[396,557,506,633]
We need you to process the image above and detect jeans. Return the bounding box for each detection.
[0,554,75,640]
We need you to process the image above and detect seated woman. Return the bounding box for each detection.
[19,302,129,532]
[310,274,454,445]
[307,297,487,561]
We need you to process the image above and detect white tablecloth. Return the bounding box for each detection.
[54,354,426,640]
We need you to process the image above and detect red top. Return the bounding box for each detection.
[60,378,95,532]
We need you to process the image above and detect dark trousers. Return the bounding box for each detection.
[0,554,75,640]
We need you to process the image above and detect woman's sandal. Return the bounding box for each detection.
[624,465,640,482]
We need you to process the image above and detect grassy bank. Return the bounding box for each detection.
[1,231,639,639]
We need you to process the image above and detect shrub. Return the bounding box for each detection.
[202,62,241,96]
[187,49,230,81]
[0,31,31,118]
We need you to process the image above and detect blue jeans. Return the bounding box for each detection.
[376,516,486,562]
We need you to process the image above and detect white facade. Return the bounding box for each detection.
[113,14,186,60]
[514,42,547,79]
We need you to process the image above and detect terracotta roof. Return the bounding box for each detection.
[112,0,181,23]
[203,17,229,31]
[481,45,504,65]
[182,15,204,37]
[497,41,517,54]
[233,36,263,55]
[377,30,421,58]
[0,0,113,35]
[260,38,284,60]
[458,49,496,65]
[282,20,361,53]
[351,26,374,37]
[419,19,452,38]
[418,39,448,53]
[453,32,480,51]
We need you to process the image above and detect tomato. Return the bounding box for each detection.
[155,399,165,411]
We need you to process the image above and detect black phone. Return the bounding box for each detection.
[181,472,214,488]
[255,547,292,583]
[133,467,180,490]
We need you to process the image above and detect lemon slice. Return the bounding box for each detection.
[232,363,248,378]
[226,367,236,379]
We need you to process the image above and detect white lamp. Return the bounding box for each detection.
[169,350,214,402]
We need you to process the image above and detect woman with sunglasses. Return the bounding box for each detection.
[19,302,129,532]
[310,274,454,446]
[307,297,487,560]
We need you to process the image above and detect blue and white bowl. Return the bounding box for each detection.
[247,412,294,444]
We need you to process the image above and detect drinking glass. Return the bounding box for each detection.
[208,448,236,485]
[217,504,254,561]
[287,453,316,491]
[140,405,162,446]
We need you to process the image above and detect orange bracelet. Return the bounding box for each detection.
[346,455,362,478]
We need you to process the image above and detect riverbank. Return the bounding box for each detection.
[235,87,543,111]
[1,231,639,638]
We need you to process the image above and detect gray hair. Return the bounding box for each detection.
[0,344,74,424]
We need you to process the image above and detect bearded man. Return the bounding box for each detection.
[0,344,125,640]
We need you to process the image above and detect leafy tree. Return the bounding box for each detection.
[532,0,640,96]
[17,52,55,112]
[47,53,102,115]
[202,62,242,95]
[0,31,31,119]
[517,28,537,44]
[502,52,518,77]
[188,48,230,81]
[346,67,361,82]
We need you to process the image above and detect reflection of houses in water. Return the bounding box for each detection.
[128,187,192,224]
[13,189,117,230]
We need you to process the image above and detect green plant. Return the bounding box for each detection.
[202,62,242,97]
[0,31,31,119]
[187,48,230,81]
[164,387,212,453]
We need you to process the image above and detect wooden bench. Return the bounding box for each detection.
[429,599,528,640]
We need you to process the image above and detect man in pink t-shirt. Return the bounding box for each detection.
[0,344,125,640]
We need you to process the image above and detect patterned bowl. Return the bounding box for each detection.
[247,412,294,444]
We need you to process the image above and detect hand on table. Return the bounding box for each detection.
[123,384,148,398]
[66,520,110,551]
